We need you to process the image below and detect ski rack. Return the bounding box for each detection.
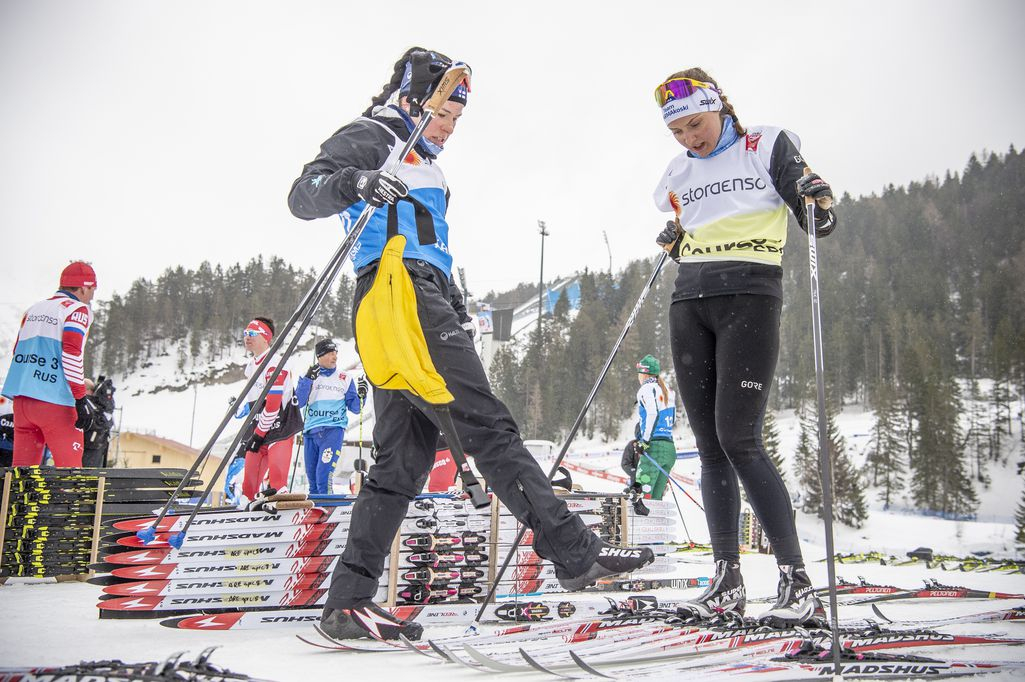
[0,466,204,581]
[90,491,686,618]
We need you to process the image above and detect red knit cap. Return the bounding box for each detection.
[60,261,97,289]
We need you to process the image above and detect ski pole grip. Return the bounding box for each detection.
[802,167,815,206]
[803,167,834,211]
[425,65,470,114]
[662,216,682,254]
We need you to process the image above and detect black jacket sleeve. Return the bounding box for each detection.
[769,131,838,237]
[287,119,392,221]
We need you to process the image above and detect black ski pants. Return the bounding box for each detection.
[326,259,599,609]
[669,294,803,568]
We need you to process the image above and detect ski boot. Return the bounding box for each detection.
[319,602,424,641]
[758,564,825,627]
[556,539,656,591]
[677,558,746,619]
[625,482,651,516]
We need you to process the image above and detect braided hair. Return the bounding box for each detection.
[362,46,429,117]
[667,67,746,137]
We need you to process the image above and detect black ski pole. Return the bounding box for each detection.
[803,167,843,672]
[157,64,471,549]
[167,242,351,547]
[136,263,345,542]
[471,249,671,630]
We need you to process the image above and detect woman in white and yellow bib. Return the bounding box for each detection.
[652,68,837,627]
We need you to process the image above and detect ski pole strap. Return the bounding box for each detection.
[434,407,489,509]
[385,194,436,245]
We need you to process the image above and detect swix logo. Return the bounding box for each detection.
[599,547,641,559]
[699,98,718,107]
[745,132,762,152]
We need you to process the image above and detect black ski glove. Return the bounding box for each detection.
[245,432,267,453]
[305,364,321,381]
[74,396,97,430]
[350,170,409,208]
[356,377,369,402]
[656,220,680,249]
[796,172,834,208]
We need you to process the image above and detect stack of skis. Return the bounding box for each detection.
[299,596,1025,680]
[90,492,689,624]
[0,467,203,579]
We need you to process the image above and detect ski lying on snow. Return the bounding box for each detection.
[301,602,688,652]
[168,596,623,630]
[454,615,1025,673]
[571,640,1025,681]
[869,603,1025,627]
[843,580,1025,605]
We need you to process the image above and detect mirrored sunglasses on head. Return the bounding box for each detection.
[242,329,262,338]
[654,77,717,107]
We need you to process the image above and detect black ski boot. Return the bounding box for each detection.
[758,565,825,627]
[677,559,746,618]
[556,540,656,591]
[319,603,424,641]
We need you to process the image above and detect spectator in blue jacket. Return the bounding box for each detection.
[296,339,365,494]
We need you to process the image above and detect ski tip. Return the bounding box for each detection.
[136,526,157,544]
[167,531,185,549]
[870,604,893,622]
[569,650,613,678]
[518,648,566,677]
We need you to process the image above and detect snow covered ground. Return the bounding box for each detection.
[1,553,1023,680]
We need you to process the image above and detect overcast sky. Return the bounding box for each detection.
[2,0,1023,309]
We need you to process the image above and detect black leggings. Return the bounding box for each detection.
[669,294,803,567]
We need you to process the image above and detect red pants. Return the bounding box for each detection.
[12,396,83,467]
[242,437,293,499]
